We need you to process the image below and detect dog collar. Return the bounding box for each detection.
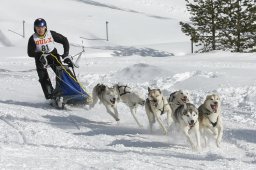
[159,97,167,115]
[208,117,218,127]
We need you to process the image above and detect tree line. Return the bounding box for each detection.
[180,0,256,52]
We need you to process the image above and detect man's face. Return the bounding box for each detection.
[35,26,46,36]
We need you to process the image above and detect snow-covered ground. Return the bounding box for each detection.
[0,0,256,169]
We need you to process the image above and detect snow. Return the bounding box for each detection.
[0,0,256,169]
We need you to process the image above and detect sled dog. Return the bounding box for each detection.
[174,103,201,150]
[168,90,189,113]
[145,87,173,135]
[114,84,145,127]
[90,84,119,121]
[198,94,223,147]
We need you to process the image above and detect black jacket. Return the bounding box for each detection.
[27,30,69,58]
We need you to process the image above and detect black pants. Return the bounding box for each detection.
[35,53,62,99]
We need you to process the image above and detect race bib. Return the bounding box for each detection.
[33,31,55,53]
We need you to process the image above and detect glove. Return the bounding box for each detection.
[39,53,50,66]
[63,56,73,67]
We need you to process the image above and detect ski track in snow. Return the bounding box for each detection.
[1,101,256,169]
[1,54,256,169]
[46,104,82,131]
[0,116,26,145]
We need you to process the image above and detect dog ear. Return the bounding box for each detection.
[179,104,187,115]
[195,109,199,115]
[116,96,121,102]
[182,103,187,110]
[214,94,220,100]
[206,95,212,101]
[113,84,118,90]
[190,104,199,115]
[169,92,175,102]
[157,89,161,94]
[148,87,151,92]
[101,85,106,91]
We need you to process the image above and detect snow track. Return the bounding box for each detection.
[65,113,81,130]
[1,51,256,169]
[0,116,26,145]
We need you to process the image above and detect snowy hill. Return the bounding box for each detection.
[0,0,190,54]
[0,0,256,169]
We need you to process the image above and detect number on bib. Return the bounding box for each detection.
[41,45,49,52]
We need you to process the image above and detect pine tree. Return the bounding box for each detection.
[181,0,223,52]
[180,21,199,53]
[180,22,199,42]
[219,0,256,52]
[181,0,256,52]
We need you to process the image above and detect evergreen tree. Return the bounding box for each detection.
[179,22,199,43]
[181,0,256,52]
[181,0,223,52]
[219,0,256,52]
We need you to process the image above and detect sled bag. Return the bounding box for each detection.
[58,68,89,103]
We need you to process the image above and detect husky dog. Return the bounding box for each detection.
[90,84,120,121]
[198,94,223,147]
[174,103,201,150]
[168,90,189,113]
[114,84,145,127]
[145,87,173,135]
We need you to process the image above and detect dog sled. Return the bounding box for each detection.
[53,65,90,109]
[45,50,91,109]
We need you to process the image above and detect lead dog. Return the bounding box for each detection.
[90,84,120,121]
[114,84,145,127]
[168,90,189,113]
[198,94,223,147]
[145,87,173,135]
[174,103,201,150]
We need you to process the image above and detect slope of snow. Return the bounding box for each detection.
[0,0,190,54]
[1,49,256,169]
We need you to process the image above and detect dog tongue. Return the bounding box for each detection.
[211,105,217,112]
[189,122,194,127]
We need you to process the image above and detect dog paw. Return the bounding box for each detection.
[216,140,221,147]
[163,130,168,135]
[191,144,197,150]
[196,146,202,152]
[192,147,200,152]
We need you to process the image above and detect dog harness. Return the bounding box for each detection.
[204,108,218,127]
[208,117,218,127]
[199,105,219,127]
[159,104,165,115]
[117,85,131,96]
[148,97,168,115]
